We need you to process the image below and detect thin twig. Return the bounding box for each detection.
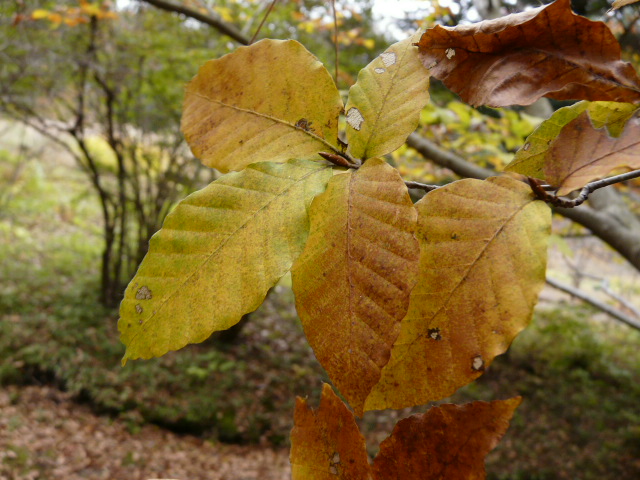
[250,0,278,45]
[138,0,250,45]
[529,170,640,208]
[404,180,440,192]
[332,0,339,85]
[546,277,640,331]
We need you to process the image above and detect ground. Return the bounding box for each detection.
[0,386,289,480]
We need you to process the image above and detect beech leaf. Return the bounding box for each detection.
[365,177,550,411]
[345,32,430,160]
[506,101,640,179]
[290,384,371,480]
[371,398,522,480]
[119,159,331,363]
[182,39,343,173]
[543,111,640,195]
[290,384,521,480]
[417,0,640,107]
[291,158,420,416]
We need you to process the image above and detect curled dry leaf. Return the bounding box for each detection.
[506,101,640,179]
[372,398,522,480]
[543,111,640,195]
[365,177,550,411]
[290,384,521,480]
[417,0,640,107]
[290,384,371,480]
[182,39,343,173]
[119,159,331,363]
[345,32,430,160]
[291,158,420,416]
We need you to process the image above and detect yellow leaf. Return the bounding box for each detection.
[119,159,332,363]
[31,9,50,19]
[345,32,430,160]
[365,177,550,411]
[610,0,640,11]
[292,158,420,416]
[182,39,343,173]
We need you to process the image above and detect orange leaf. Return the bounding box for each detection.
[544,111,640,195]
[417,0,640,107]
[290,385,521,480]
[371,398,522,480]
[290,384,371,480]
[365,177,550,411]
[291,158,419,416]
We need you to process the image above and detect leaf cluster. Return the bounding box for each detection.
[119,0,640,476]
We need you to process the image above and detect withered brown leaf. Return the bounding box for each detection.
[417,0,640,107]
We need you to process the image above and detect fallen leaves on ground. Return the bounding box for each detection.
[0,386,289,480]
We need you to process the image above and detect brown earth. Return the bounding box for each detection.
[0,386,290,480]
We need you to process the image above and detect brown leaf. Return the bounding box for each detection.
[371,398,522,480]
[291,159,420,416]
[544,111,640,195]
[290,384,372,480]
[417,0,640,107]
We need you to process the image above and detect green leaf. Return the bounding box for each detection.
[365,177,550,411]
[506,101,640,178]
[182,39,343,173]
[345,33,430,160]
[291,158,420,416]
[119,159,332,363]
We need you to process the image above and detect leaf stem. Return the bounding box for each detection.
[404,180,440,192]
[528,169,640,208]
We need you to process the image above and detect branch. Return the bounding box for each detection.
[546,277,640,331]
[137,0,250,45]
[406,133,640,271]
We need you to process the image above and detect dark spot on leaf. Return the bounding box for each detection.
[428,328,442,341]
[451,233,458,240]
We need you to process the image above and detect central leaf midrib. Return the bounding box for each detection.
[191,91,340,152]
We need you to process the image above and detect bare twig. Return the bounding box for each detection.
[138,0,250,45]
[404,180,440,192]
[529,170,640,208]
[250,0,278,45]
[546,277,640,331]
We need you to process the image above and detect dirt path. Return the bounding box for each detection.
[0,386,290,480]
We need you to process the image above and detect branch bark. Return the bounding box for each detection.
[137,0,250,45]
[546,277,640,331]
[406,133,640,272]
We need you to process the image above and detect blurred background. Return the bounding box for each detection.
[1,1,639,479]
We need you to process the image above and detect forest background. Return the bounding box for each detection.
[1,0,640,478]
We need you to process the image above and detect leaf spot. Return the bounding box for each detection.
[332,452,340,464]
[445,48,456,59]
[346,108,364,131]
[374,67,386,74]
[472,355,485,371]
[427,60,437,69]
[329,466,338,475]
[138,319,143,325]
[428,328,442,341]
[135,304,143,314]
[523,142,531,151]
[380,52,397,67]
[136,286,153,300]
